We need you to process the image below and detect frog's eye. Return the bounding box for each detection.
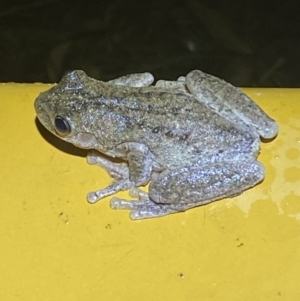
[54,116,71,137]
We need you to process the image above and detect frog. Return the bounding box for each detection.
[34,69,278,220]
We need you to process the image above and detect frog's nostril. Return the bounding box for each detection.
[54,116,71,137]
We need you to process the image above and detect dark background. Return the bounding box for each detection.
[1,0,300,86]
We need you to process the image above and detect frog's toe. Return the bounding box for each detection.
[130,209,150,220]
[129,207,161,220]
[128,202,175,220]
[110,197,158,219]
[111,197,134,209]
[87,192,99,203]
[87,157,97,165]
[129,187,148,199]
[111,197,177,219]
[86,151,99,165]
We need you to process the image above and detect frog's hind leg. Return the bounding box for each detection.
[186,70,278,139]
[110,160,265,219]
[110,187,208,220]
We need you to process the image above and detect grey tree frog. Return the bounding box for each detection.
[34,70,278,219]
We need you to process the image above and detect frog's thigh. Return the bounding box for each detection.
[149,160,265,207]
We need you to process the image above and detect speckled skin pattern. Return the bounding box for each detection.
[34,70,278,219]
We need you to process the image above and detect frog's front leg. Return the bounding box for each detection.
[87,151,129,180]
[111,159,265,219]
[87,143,155,204]
[122,142,155,185]
[86,151,130,203]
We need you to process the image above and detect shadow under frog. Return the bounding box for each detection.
[34,69,278,219]
[35,117,87,157]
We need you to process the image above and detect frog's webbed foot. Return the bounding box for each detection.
[110,189,179,220]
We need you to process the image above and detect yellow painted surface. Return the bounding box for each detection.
[0,83,300,300]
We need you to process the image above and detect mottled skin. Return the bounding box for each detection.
[34,70,278,219]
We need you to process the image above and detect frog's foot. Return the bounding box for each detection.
[87,151,129,180]
[108,72,154,87]
[87,179,133,204]
[110,198,178,220]
[155,76,188,92]
[110,188,179,220]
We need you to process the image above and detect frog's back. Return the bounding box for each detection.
[94,84,260,166]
